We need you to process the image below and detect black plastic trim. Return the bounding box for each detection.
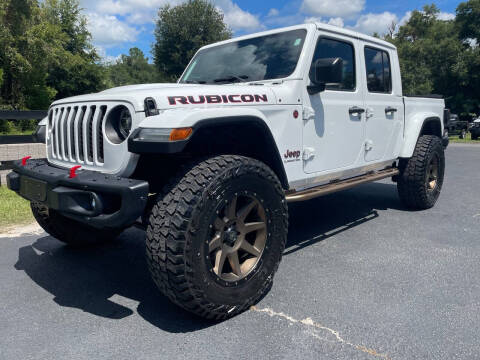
[32,125,46,143]
[442,135,449,148]
[127,116,289,189]
[6,159,149,229]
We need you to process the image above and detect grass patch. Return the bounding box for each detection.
[449,132,480,144]
[0,129,34,136]
[0,186,33,229]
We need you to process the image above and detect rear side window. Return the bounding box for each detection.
[364,47,392,93]
[310,38,356,91]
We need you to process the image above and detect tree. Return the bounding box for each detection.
[385,4,476,117]
[456,0,480,41]
[107,47,163,87]
[0,0,66,109]
[0,0,106,110]
[153,0,232,80]
[42,0,107,100]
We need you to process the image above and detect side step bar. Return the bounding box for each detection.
[285,167,399,203]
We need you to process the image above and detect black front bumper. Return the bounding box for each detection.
[7,159,149,229]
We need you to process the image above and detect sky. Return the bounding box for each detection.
[78,0,464,62]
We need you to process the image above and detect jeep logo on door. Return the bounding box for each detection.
[168,94,268,105]
[284,149,301,163]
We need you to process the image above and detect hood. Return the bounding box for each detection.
[50,83,279,111]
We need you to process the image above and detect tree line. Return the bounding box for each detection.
[0,0,478,134]
[384,2,480,121]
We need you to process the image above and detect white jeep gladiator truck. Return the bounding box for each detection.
[7,23,449,319]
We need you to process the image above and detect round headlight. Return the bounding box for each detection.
[105,105,132,144]
[119,107,132,138]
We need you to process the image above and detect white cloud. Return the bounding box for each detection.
[214,0,263,32]
[80,0,262,61]
[351,12,398,35]
[81,0,181,24]
[95,46,122,64]
[438,12,455,21]
[399,11,412,26]
[267,8,280,17]
[304,16,344,28]
[87,13,139,46]
[301,0,365,18]
[328,17,344,27]
[304,16,322,24]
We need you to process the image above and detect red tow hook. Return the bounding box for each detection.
[69,165,82,178]
[21,156,32,166]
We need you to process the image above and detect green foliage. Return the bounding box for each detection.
[386,2,480,119]
[0,0,106,110]
[153,0,232,80]
[106,47,164,87]
[456,0,480,41]
[42,0,107,99]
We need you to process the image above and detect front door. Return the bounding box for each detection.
[303,35,365,174]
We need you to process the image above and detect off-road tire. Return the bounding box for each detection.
[397,135,445,210]
[146,155,288,320]
[31,202,121,246]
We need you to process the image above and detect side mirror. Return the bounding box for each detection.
[308,57,344,95]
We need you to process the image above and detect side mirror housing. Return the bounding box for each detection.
[308,57,344,95]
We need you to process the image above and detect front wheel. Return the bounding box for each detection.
[397,135,445,210]
[146,155,288,319]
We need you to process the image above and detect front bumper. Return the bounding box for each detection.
[7,159,149,229]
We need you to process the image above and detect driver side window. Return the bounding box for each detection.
[310,38,356,91]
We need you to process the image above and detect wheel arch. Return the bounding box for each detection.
[130,115,289,190]
[400,115,443,158]
[185,116,289,189]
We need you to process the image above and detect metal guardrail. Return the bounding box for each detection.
[0,110,47,145]
[0,110,48,120]
[0,110,47,185]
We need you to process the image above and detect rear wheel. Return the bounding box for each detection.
[397,135,445,210]
[146,155,288,319]
[31,203,121,246]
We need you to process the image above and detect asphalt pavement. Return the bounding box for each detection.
[1,143,479,360]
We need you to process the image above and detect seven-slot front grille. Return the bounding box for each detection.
[48,104,108,166]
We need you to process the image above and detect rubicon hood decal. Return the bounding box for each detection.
[50,83,280,110]
[168,94,268,105]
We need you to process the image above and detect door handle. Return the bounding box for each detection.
[385,107,398,114]
[349,106,365,116]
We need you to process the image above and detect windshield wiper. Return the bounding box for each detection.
[213,75,249,84]
[184,80,206,84]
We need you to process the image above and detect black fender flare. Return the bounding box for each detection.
[128,116,289,189]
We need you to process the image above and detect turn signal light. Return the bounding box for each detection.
[169,128,193,141]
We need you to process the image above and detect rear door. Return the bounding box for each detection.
[362,46,404,162]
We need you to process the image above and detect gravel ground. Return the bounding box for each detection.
[1,143,479,360]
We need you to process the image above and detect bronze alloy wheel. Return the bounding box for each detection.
[427,154,439,190]
[208,193,267,283]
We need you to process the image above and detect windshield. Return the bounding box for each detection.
[179,29,307,84]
